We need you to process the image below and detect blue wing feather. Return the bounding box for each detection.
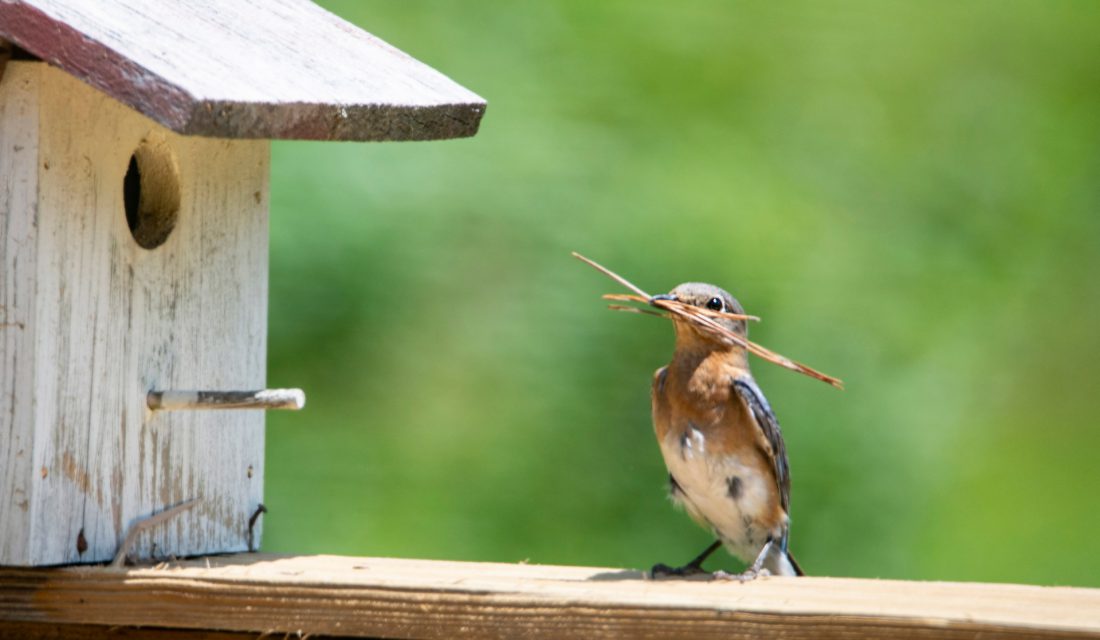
[732,377,790,513]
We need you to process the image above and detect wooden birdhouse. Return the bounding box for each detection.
[0,0,484,566]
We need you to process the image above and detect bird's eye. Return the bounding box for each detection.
[705,297,723,311]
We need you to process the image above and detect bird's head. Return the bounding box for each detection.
[650,282,749,347]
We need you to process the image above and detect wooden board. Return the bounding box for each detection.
[0,61,267,565]
[0,0,485,141]
[1,554,1098,639]
[0,49,40,567]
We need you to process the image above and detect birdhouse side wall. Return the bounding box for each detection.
[0,62,42,564]
[0,62,269,565]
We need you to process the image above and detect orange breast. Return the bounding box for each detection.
[651,350,787,537]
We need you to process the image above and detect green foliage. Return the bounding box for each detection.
[265,1,1100,586]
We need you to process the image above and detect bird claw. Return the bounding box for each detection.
[648,562,709,580]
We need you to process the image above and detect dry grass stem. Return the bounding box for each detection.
[111,498,201,567]
[603,293,760,322]
[573,252,843,389]
[606,304,669,318]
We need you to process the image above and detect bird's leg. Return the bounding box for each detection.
[649,539,722,579]
[714,538,774,582]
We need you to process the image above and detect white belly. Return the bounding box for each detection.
[658,427,777,563]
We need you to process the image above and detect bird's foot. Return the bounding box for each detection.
[713,567,772,582]
[648,561,710,580]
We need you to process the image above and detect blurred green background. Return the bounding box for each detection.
[264,1,1100,587]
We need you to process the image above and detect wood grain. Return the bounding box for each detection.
[0,52,40,567]
[0,62,268,565]
[0,0,486,141]
[0,622,264,640]
[0,555,1098,639]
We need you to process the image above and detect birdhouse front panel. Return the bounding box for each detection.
[0,62,269,565]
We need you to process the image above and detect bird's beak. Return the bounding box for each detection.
[649,293,677,303]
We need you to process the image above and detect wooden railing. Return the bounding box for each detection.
[1,554,1098,638]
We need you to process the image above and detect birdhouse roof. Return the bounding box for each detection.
[0,0,485,141]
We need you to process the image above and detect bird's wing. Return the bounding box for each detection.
[732,376,790,512]
[650,366,671,440]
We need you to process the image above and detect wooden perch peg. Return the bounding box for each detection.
[147,389,306,411]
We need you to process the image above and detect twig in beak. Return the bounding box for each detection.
[607,304,669,318]
[603,293,759,322]
[571,252,652,298]
[574,252,843,389]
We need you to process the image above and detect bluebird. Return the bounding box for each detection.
[649,283,803,579]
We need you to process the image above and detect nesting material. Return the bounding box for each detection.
[573,252,843,389]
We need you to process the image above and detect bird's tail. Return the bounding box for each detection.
[786,550,805,576]
[763,545,805,576]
